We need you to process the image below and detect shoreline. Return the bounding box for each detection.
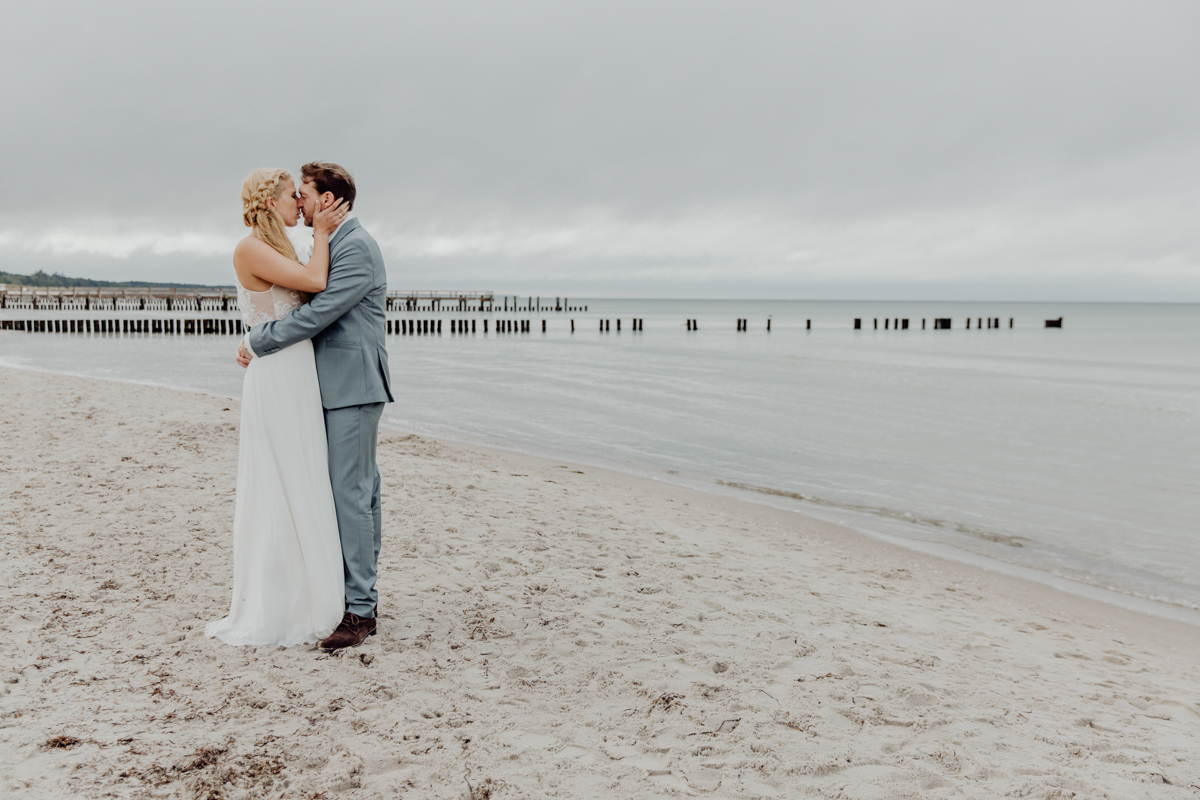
[5,357,1199,628]
[413,427,1200,649]
[3,365,1199,797]
[382,420,1200,629]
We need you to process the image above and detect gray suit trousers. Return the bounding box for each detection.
[324,402,385,618]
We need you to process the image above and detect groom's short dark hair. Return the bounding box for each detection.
[300,162,357,210]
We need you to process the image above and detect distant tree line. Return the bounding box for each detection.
[0,270,228,289]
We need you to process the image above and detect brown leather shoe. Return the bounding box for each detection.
[318,612,377,652]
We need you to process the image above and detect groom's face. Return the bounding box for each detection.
[298,181,335,228]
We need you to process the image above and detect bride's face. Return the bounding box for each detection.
[270,178,302,227]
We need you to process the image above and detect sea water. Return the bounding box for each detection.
[3,300,1198,617]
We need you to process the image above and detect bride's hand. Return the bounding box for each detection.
[313,198,349,236]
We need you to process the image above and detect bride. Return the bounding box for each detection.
[206,168,349,647]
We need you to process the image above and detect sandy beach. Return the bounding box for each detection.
[1,365,1198,799]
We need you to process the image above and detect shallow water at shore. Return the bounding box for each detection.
[3,299,1198,612]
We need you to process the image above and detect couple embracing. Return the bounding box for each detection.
[205,162,393,652]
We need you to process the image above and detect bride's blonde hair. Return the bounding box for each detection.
[241,168,299,262]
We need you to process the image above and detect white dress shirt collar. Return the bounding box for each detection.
[302,211,356,260]
[329,210,356,241]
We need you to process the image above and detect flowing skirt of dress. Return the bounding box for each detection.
[205,339,344,647]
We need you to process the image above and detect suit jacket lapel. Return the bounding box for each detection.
[330,218,361,252]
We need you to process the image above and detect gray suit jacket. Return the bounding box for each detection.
[249,218,394,410]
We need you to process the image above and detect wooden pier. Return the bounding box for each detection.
[0,288,1057,336]
[0,285,501,313]
[0,284,239,312]
[384,290,495,311]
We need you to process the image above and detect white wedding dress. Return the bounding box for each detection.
[205,284,344,647]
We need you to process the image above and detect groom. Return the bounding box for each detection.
[237,161,394,651]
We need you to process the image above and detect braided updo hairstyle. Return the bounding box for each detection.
[240,168,299,262]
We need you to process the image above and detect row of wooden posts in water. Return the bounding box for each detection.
[0,318,245,334]
[398,319,535,335]
[854,317,1064,329]
[1,315,1066,335]
[1,288,1066,331]
[393,318,651,334]
[410,316,1067,333]
[857,317,997,330]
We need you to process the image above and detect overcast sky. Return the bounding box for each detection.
[3,1,1199,299]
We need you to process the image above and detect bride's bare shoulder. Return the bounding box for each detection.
[233,237,275,293]
[234,234,271,262]
[235,234,269,251]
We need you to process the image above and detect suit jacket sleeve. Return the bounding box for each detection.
[248,238,373,355]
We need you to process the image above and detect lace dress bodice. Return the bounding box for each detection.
[238,283,304,328]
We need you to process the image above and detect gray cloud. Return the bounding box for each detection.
[2,1,1199,298]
